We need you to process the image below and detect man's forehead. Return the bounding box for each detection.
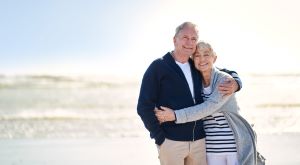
[180,26,197,33]
[177,29,198,38]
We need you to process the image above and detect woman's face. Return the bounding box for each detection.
[193,47,217,72]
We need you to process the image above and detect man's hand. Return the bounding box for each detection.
[218,77,238,96]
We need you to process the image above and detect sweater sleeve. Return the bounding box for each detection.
[137,61,165,145]
[175,75,232,124]
[218,68,243,91]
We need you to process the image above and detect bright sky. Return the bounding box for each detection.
[1,0,299,77]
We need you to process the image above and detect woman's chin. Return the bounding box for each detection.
[197,67,210,72]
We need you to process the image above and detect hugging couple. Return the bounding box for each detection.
[137,22,265,165]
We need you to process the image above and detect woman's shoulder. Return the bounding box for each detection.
[214,67,232,80]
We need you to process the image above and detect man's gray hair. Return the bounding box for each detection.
[174,22,199,38]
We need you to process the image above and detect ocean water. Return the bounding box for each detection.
[0,74,300,139]
[0,75,143,139]
[237,74,300,134]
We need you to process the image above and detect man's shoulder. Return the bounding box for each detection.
[150,52,172,66]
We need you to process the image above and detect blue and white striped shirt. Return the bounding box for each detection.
[203,86,237,155]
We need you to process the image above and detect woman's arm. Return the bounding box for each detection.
[155,74,233,124]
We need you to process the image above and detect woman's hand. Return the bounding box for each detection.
[154,106,176,123]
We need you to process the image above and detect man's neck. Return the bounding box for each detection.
[171,51,189,63]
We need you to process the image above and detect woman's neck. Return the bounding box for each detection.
[201,70,211,87]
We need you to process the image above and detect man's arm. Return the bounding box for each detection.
[137,62,165,145]
[218,68,242,96]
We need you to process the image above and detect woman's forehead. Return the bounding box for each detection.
[196,48,210,53]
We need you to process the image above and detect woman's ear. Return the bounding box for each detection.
[213,55,217,63]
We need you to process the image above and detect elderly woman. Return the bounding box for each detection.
[155,42,265,165]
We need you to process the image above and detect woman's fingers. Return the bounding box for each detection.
[160,106,170,111]
[154,109,165,123]
[154,106,176,123]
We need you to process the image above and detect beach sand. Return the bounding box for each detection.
[0,133,299,165]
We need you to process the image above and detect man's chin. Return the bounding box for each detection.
[182,51,194,56]
[184,50,194,55]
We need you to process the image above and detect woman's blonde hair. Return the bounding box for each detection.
[193,41,216,58]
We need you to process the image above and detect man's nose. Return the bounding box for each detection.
[186,39,194,45]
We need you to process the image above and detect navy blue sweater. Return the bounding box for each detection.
[137,52,205,145]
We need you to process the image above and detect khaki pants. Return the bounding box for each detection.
[157,138,207,165]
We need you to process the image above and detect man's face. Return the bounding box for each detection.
[173,26,198,57]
